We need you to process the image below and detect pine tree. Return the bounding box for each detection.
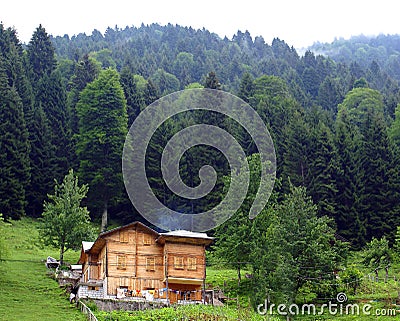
[67,54,100,136]
[251,75,298,170]
[386,146,400,242]
[389,103,400,146]
[237,72,254,103]
[334,111,365,246]
[307,122,338,218]
[25,104,57,217]
[120,67,145,125]
[145,118,178,211]
[76,69,128,231]
[27,25,56,83]
[336,87,393,245]
[282,112,312,189]
[36,71,70,180]
[0,56,30,219]
[204,71,221,89]
[0,24,33,112]
[358,109,393,240]
[25,24,64,217]
[317,76,342,113]
[143,79,159,106]
[214,154,264,283]
[0,25,32,219]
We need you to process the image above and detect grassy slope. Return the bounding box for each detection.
[0,218,85,321]
[94,261,400,320]
[96,305,272,321]
[1,218,399,321]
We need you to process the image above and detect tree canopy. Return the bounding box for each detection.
[76,68,128,231]
[38,169,94,264]
[0,21,400,250]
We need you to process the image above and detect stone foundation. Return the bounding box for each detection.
[78,284,104,299]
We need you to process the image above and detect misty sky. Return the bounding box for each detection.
[1,0,399,48]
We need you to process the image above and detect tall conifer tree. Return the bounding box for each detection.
[27,24,56,83]
[25,25,62,216]
[308,121,338,218]
[0,56,30,219]
[334,111,365,246]
[36,71,70,180]
[76,69,128,231]
[26,104,57,217]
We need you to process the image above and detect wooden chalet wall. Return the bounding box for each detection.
[78,222,213,302]
[164,241,205,302]
[79,248,88,282]
[105,225,164,295]
[165,242,206,280]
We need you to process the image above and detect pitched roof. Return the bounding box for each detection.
[81,222,214,256]
[82,241,94,252]
[98,221,159,238]
[157,229,213,246]
[82,221,160,255]
[160,230,213,240]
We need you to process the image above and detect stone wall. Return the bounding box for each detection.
[78,284,104,299]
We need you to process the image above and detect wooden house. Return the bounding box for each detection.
[76,221,213,304]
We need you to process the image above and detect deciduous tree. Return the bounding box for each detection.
[39,169,94,265]
[251,185,346,306]
[363,237,392,282]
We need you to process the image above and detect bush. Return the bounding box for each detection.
[340,266,364,295]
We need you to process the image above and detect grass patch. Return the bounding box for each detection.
[0,217,85,320]
[206,266,254,308]
[96,304,273,321]
[2,218,399,321]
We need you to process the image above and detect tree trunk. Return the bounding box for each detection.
[237,263,241,286]
[101,199,108,232]
[59,243,65,266]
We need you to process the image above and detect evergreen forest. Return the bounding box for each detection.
[2,23,400,305]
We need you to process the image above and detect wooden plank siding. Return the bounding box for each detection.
[78,221,213,301]
[164,242,205,280]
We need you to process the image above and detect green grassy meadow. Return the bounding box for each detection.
[1,218,400,321]
[0,218,85,321]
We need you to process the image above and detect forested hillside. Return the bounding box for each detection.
[1,22,400,253]
[310,34,400,81]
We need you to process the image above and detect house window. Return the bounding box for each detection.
[174,256,184,270]
[120,231,128,243]
[120,278,129,287]
[117,255,127,270]
[187,257,197,271]
[146,257,155,271]
[143,233,152,245]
